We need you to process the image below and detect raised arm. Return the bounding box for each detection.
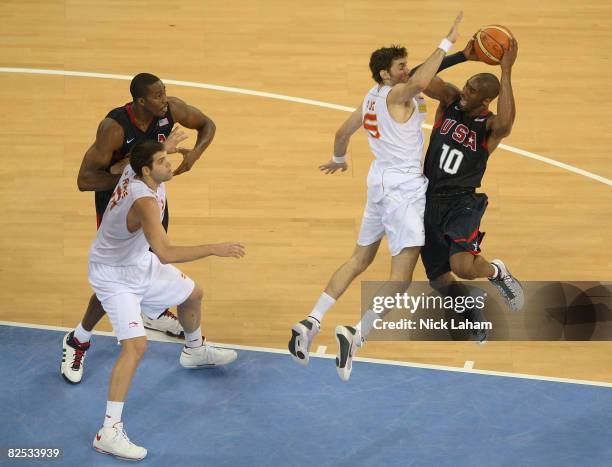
[77,119,125,191]
[168,96,217,175]
[134,197,245,264]
[319,107,363,174]
[387,12,463,105]
[486,38,518,151]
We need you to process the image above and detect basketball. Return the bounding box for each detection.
[474,25,514,65]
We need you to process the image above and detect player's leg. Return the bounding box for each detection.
[335,245,421,381]
[176,284,238,368]
[446,194,524,311]
[92,293,148,461]
[289,240,381,365]
[335,189,426,380]
[430,270,490,344]
[140,200,186,337]
[139,256,237,368]
[289,194,384,365]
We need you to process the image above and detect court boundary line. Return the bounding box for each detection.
[2,320,611,389]
[0,67,610,187]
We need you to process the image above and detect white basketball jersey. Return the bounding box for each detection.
[89,164,166,266]
[362,84,427,171]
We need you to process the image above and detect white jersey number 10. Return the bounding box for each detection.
[439,144,464,175]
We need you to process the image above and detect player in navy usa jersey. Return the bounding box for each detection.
[421,38,524,341]
[61,73,217,383]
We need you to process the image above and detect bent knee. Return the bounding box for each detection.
[123,336,148,358]
[187,284,204,302]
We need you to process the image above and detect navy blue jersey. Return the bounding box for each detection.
[424,100,492,194]
[95,103,174,226]
[105,103,174,167]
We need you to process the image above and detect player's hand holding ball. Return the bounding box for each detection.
[473,25,515,65]
[500,38,518,70]
[462,38,480,61]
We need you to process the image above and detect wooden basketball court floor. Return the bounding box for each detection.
[1,1,611,383]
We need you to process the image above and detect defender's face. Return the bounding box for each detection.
[142,80,168,117]
[459,78,487,111]
[387,57,411,85]
[150,151,173,183]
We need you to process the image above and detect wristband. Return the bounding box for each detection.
[438,38,453,53]
[332,154,346,164]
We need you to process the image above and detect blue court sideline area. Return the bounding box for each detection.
[1,324,611,467]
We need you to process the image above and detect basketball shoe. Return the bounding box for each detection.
[179,341,237,368]
[61,331,90,384]
[288,317,320,365]
[488,259,525,312]
[335,325,363,381]
[93,422,147,461]
[142,309,184,337]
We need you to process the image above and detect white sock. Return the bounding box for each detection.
[355,309,378,342]
[74,323,92,343]
[489,263,500,279]
[309,292,336,323]
[103,401,124,428]
[185,327,203,348]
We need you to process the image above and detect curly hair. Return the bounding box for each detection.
[369,45,407,84]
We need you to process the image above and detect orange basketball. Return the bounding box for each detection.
[474,25,514,65]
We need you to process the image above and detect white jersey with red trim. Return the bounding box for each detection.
[361,84,429,202]
[89,164,166,267]
[362,84,427,171]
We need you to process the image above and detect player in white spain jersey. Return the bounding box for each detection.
[88,140,245,461]
[289,13,464,381]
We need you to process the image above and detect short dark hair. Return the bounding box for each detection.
[130,73,161,100]
[472,73,501,100]
[130,140,165,177]
[369,45,407,84]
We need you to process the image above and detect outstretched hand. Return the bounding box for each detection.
[446,11,463,44]
[212,242,246,259]
[163,126,188,154]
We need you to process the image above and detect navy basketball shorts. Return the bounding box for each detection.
[420,191,488,280]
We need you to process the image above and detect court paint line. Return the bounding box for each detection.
[2,320,611,389]
[464,360,475,369]
[1,67,610,187]
[315,345,327,355]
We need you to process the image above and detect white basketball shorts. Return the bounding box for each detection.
[88,252,195,341]
[357,172,427,256]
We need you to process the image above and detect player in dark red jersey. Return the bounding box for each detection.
[421,39,524,341]
[61,73,217,383]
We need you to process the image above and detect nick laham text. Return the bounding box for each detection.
[373,318,492,331]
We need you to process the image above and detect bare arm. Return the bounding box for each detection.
[319,107,363,174]
[134,197,245,264]
[387,12,463,105]
[168,96,216,175]
[423,76,460,107]
[487,38,518,150]
[77,119,125,191]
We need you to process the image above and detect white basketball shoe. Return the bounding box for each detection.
[142,309,184,337]
[288,317,320,365]
[93,422,147,461]
[179,341,238,368]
